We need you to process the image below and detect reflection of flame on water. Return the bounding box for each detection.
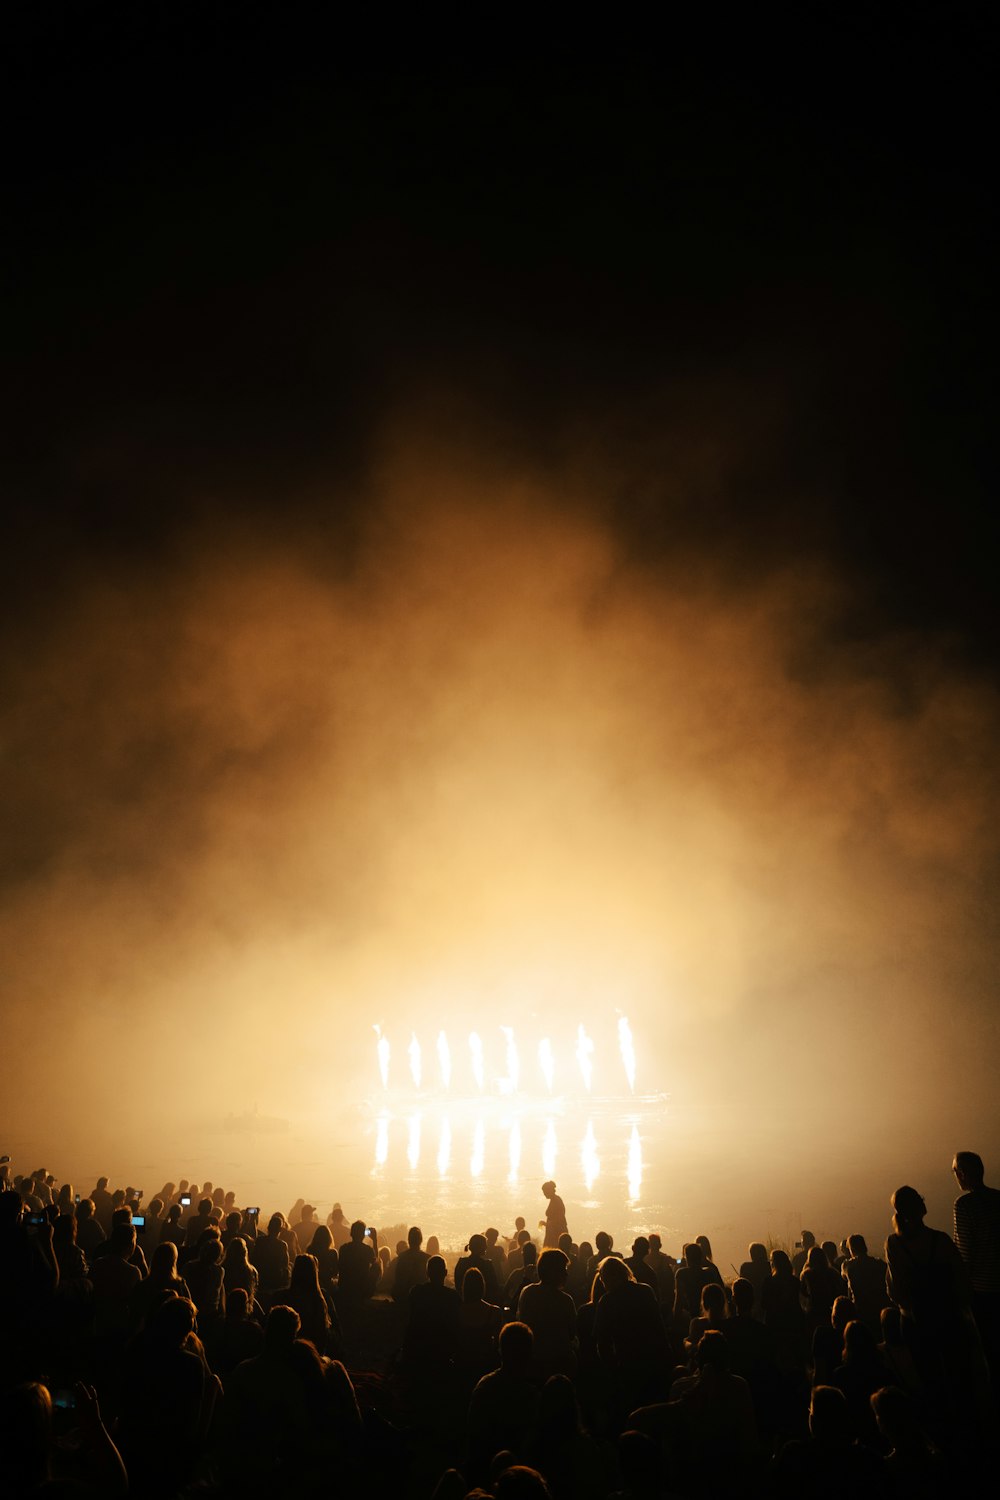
[618,1015,636,1093]
[581,1119,600,1190]
[469,1032,484,1092]
[374,1025,390,1089]
[408,1033,422,1088]
[407,1113,421,1171]
[538,1037,555,1093]
[508,1120,521,1183]
[374,1115,389,1169]
[627,1124,642,1202]
[437,1116,451,1177]
[576,1024,594,1091]
[542,1118,557,1177]
[470,1119,485,1177]
[437,1030,451,1089]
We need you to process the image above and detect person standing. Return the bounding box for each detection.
[953,1150,1000,1378]
[541,1181,568,1248]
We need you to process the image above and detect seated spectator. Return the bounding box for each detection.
[456,1266,504,1382]
[738,1242,771,1314]
[285,1252,337,1355]
[90,1221,142,1338]
[761,1249,806,1370]
[467,1321,539,1486]
[52,1209,89,1284]
[485,1225,508,1284]
[674,1241,721,1323]
[130,1240,191,1330]
[686,1280,728,1356]
[223,1235,259,1308]
[812,1294,855,1385]
[74,1196,105,1258]
[455,1233,501,1302]
[518,1248,578,1379]
[530,1374,607,1500]
[656,1331,759,1495]
[211,1287,264,1375]
[251,1213,292,1300]
[624,1237,659,1293]
[391,1224,430,1305]
[303,1222,340,1297]
[185,1233,226,1335]
[842,1233,890,1335]
[405,1253,462,1367]
[871,1384,950,1495]
[771,1382,882,1497]
[831,1320,891,1444]
[801,1245,845,1335]
[503,1240,540,1314]
[0,1380,127,1496]
[118,1294,215,1495]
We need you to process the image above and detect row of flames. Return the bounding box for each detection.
[373,1019,637,1095]
[372,1113,644,1199]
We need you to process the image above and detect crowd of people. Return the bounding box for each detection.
[1,1149,998,1497]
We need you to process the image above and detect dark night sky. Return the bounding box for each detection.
[2,10,997,1226]
[5,10,993,647]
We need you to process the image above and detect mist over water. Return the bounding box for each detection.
[2,414,998,1268]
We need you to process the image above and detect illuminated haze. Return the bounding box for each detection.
[3,27,996,1262]
[3,400,998,1254]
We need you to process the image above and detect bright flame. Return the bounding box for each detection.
[542,1117,557,1177]
[581,1119,600,1191]
[469,1032,484,1092]
[437,1116,451,1177]
[508,1119,521,1183]
[501,1025,520,1093]
[374,1115,389,1169]
[538,1037,555,1092]
[407,1112,421,1171]
[374,1025,390,1090]
[470,1119,485,1178]
[618,1015,636,1093]
[437,1030,451,1089]
[627,1124,643,1202]
[408,1032,422,1089]
[576,1024,594,1092]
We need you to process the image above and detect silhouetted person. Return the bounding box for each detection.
[75,1196,105,1258]
[843,1233,891,1336]
[392,1224,430,1305]
[952,1149,1000,1377]
[286,1251,338,1354]
[771,1382,882,1499]
[518,1248,578,1379]
[251,1212,292,1300]
[831,1319,891,1445]
[674,1241,722,1323]
[455,1232,501,1301]
[871,1384,950,1496]
[405,1253,461,1366]
[792,1229,816,1278]
[467,1320,539,1486]
[624,1236,658,1293]
[886,1183,988,1447]
[761,1249,807,1370]
[328,1202,351,1248]
[542,1182,568,1248]
[503,1239,539,1313]
[801,1243,845,1336]
[456,1266,504,1383]
[739,1241,770,1314]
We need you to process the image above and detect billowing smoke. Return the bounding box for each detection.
[2,397,997,1247]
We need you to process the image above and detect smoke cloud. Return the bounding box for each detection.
[3,389,997,1246]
